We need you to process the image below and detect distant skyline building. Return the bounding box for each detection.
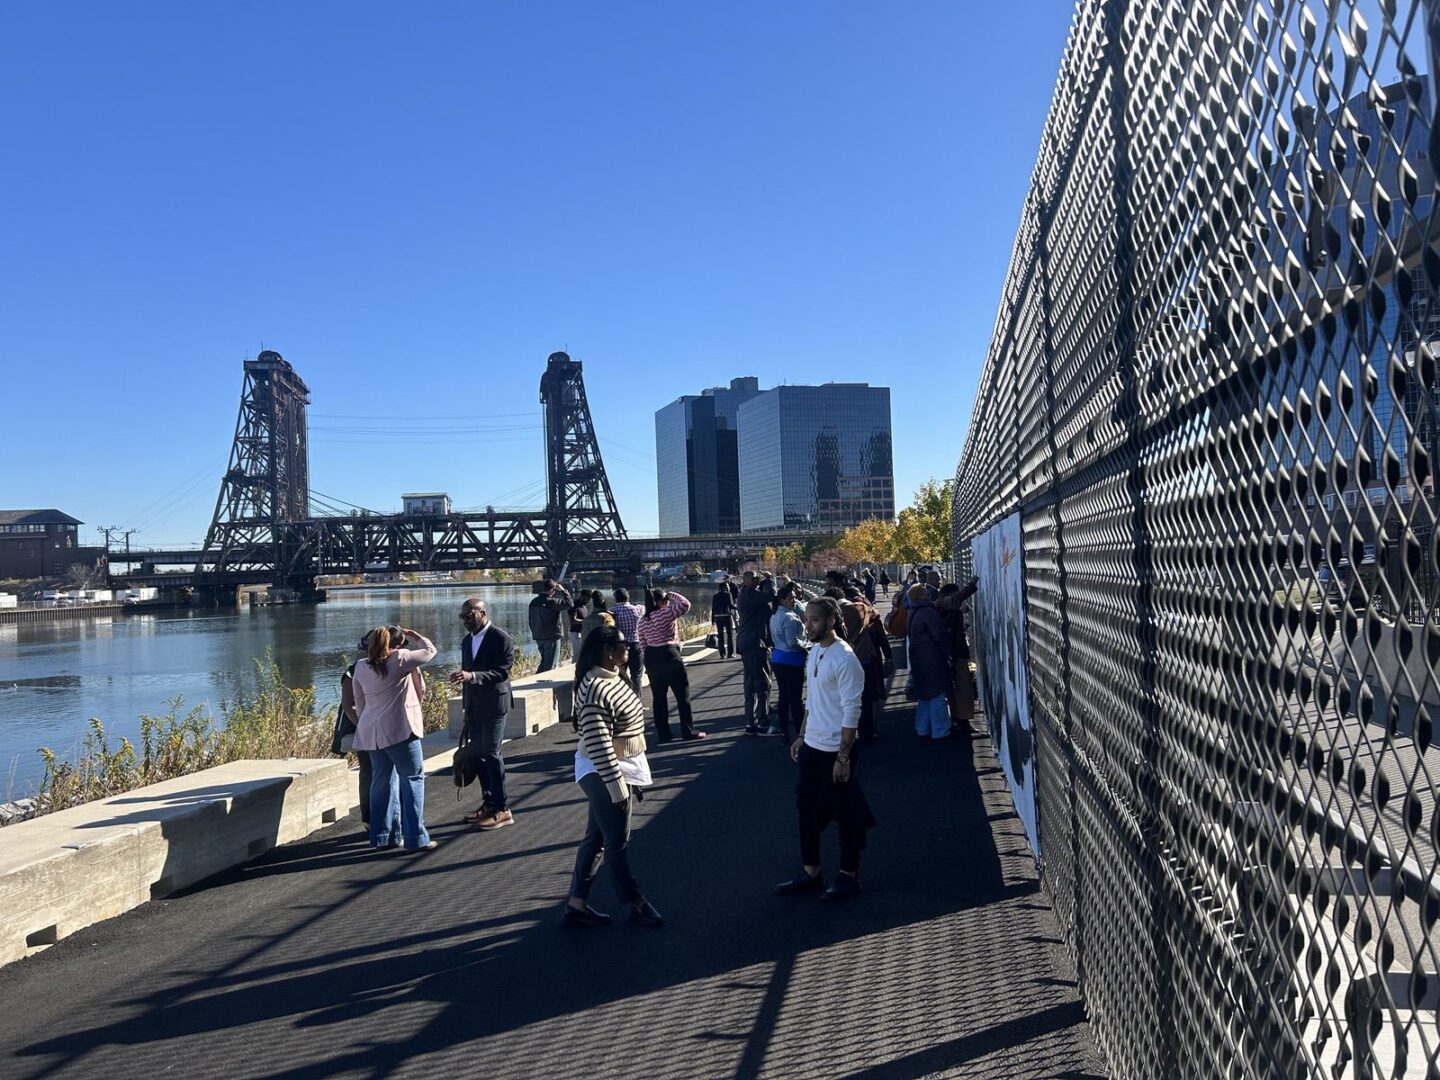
[655,377,762,536]
[656,379,894,536]
[737,383,893,533]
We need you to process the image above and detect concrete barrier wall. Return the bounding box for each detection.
[0,759,353,968]
[1,634,715,970]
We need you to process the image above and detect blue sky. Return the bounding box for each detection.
[2,2,1074,544]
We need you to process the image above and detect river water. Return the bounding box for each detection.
[0,584,708,797]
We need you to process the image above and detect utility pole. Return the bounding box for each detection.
[97,526,118,556]
[120,529,138,560]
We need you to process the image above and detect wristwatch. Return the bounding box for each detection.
[837,755,851,765]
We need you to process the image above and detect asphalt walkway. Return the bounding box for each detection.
[0,651,1105,1079]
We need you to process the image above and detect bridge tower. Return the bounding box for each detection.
[539,351,627,574]
[198,351,313,591]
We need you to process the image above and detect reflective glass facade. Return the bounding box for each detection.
[737,384,893,531]
[655,378,761,536]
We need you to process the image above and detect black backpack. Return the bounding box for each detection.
[329,665,358,755]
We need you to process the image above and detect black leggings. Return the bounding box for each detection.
[859,660,885,740]
[644,645,696,739]
[774,662,805,742]
[570,773,640,905]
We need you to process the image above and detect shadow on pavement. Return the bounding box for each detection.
[1,656,1103,1079]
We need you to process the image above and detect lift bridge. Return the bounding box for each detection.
[108,350,811,599]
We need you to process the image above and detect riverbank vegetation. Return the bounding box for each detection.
[20,647,534,822]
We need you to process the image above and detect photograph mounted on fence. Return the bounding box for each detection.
[971,511,1037,859]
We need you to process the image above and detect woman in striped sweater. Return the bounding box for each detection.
[564,624,664,928]
[637,588,706,741]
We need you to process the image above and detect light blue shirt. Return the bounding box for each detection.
[770,606,808,654]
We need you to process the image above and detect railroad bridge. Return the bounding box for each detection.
[107,350,814,597]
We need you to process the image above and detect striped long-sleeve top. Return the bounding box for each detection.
[636,592,691,648]
[575,667,649,802]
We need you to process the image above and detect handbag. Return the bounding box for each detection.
[705,632,719,650]
[329,701,356,755]
[329,665,358,755]
[884,599,909,638]
[452,721,482,790]
[953,662,976,721]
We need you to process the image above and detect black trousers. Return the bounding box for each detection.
[569,772,641,904]
[774,662,805,743]
[625,647,644,693]
[472,712,508,811]
[644,645,696,739]
[741,647,771,725]
[712,616,735,657]
[796,743,874,875]
[357,752,373,824]
[859,660,885,741]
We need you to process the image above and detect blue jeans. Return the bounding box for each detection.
[915,695,951,739]
[368,737,430,849]
[536,640,559,673]
[473,712,508,811]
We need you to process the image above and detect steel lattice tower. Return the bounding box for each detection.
[539,351,627,574]
[199,351,311,584]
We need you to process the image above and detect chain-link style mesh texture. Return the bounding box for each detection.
[953,2,1440,1076]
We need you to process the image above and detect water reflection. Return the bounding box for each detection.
[0,585,704,797]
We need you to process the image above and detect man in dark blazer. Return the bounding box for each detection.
[449,598,516,831]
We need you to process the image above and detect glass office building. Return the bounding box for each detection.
[655,377,762,536]
[737,384,894,532]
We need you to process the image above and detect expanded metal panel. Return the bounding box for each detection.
[954,1,1440,1076]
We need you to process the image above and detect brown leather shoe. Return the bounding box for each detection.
[475,809,515,831]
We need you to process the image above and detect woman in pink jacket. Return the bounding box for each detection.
[352,625,439,852]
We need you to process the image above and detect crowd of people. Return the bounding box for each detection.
[331,561,979,925]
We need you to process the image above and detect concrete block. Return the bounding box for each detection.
[446,684,560,742]
[0,758,351,968]
[0,822,149,965]
[509,687,560,739]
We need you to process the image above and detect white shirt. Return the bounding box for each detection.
[803,637,865,752]
[574,748,653,787]
[469,626,489,662]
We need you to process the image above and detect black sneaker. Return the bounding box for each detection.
[630,898,664,927]
[821,874,862,902]
[744,724,763,736]
[774,870,825,896]
[563,904,612,927]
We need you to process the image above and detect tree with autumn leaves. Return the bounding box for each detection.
[836,478,953,567]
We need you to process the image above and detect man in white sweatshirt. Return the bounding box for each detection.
[775,596,876,901]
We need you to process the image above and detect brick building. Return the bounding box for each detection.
[0,510,107,581]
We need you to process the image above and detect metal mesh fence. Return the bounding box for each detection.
[952,1,1440,1076]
